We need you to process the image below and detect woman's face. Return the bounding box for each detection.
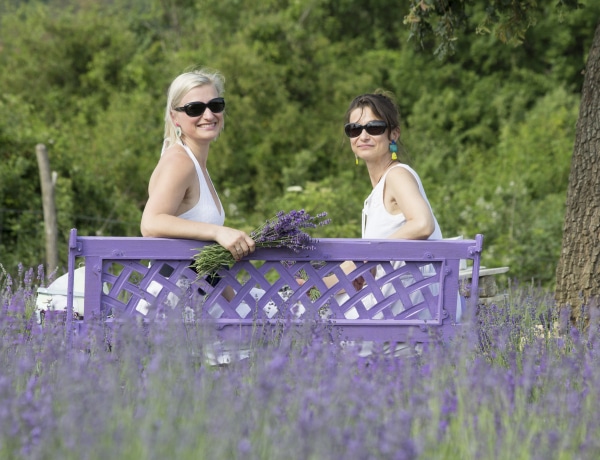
[172,84,223,144]
[347,106,391,162]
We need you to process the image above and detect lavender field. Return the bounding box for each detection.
[1,265,599,460]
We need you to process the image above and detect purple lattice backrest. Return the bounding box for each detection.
[66,229,483,342]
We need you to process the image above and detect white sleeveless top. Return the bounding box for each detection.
[362,163,442,240]
[175,142,224,225]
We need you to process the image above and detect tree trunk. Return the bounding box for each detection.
[35,143,59,274]
[555,21,600,327]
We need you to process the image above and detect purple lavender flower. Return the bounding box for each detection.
[192,210,329,277]
[5,262,600,458]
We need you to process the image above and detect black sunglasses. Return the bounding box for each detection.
[174,97,225,117]
[344,120,388,138]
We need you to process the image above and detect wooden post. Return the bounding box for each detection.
[35,143,58,273]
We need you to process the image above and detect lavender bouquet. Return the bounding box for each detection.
[192,209,330,278]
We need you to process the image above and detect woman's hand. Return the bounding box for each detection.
[215,227,256,261]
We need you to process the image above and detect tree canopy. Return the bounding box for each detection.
[0,0,596,290]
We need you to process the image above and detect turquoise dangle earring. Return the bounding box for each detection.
[389,140,398,161]
[175,124,182,139]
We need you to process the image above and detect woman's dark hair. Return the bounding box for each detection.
[344,90,410,162]
[344,91,401,136]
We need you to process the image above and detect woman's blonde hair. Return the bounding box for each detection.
[162,68,225,152]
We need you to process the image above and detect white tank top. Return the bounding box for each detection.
[176,143,224,225]
[362,163,442,239]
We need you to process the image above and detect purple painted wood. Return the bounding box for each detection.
[66,229,483,343]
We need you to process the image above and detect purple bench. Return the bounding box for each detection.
[65,228,483,343]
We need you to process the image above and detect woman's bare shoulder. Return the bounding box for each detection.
[150,145,195,186]
[157,144,196,173]
[387,164,419,184]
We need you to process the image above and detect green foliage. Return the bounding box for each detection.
[403,0,586,57]
[0,0,595,287]
[416,87,578,285]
